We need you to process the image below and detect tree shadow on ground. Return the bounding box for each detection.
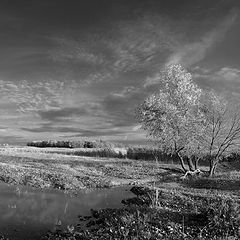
[80,206,208,230]
[158,209,208,227]
[159,167,184,174]
[183,178,240,191]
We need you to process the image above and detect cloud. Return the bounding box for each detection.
[21,125,81,133]
[0,136,24,145]
[37,102,102,122]
[101,88,143,127]
[48,13,181,85]
[1,1,239,145]
[106,14,180,73]
[0,79,91,113]
[38,107,88,121]
[21,123,125,138]
[132,125,141,131]
[166,9,238,67]
[217,67,240,82]
[193,66,240,93]
[66,129,125,138]
[49,37,106,65]
[0,80,67,112]
[99,83,158,130]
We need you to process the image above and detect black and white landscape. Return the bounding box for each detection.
[0,1,239,239]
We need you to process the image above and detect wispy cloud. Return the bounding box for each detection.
[166,9,238,67]
[217,67,240,82]
[0,79,91,113]
[48,14,181,85]
[49,37,106,65]
[0,1,239,145]
[0,80,66,112]
[38,103,101,122]
[193,66,240,94]
[107,15,180,73]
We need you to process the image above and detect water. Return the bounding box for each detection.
[0,183,135,240]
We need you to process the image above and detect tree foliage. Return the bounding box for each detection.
[137,64,240,176]
[137,65,203,172]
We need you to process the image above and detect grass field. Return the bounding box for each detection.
[0,146,170,192]
[0,146,239,239]
[0,146,239,194]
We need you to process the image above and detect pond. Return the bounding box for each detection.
[0,183,135,240]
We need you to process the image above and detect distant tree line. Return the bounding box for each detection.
[27,139,123,149]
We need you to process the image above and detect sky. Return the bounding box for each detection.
[0,0,240,145]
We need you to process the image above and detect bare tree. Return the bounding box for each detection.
[200,91,240,176]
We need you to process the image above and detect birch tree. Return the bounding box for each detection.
[137,65,203,173]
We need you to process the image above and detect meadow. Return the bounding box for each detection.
[0,145,239,239]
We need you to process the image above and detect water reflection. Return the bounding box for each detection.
[0,183,134,240]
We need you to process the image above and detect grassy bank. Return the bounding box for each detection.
[0,147,239,239]
[0,147,169,192]
[44,185,240,239]
[0,146,238,192]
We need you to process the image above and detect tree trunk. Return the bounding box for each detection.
[209,158,218,177]
[194,157,200,170]
[186,156,195,171]
[209,158,214,177]
[176,152,187,173]
[212,165,217,175]
[212,162,218,175]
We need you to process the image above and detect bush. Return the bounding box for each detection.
[126,147,172,162]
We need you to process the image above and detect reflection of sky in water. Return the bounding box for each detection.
[0,183,134,240]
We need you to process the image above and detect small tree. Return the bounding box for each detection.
[199,91,240,176]
[137,65,203,173]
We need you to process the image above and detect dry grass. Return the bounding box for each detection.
[0,147,171,192]
[0,147,239,195]
[0,147,240,239]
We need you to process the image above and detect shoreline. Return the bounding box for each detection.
[0,147,239,239]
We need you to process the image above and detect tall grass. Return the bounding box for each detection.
[24,144,175,162]
[26,140,240,164]
[56,147,128,159]
[24,140,180,162]
[26,140,171,161]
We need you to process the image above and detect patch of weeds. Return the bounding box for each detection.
[198,198,240,239]
[22,175,33,185]
[43,186,240,239]
[184,177,240,191]
[43,207,184,239]
[43,174,66,190]
[0,175,12,184]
